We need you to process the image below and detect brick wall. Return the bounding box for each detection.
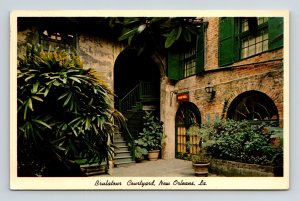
[173,17,284,127]
[161,17,284,158]
[204,17,219,70]
[175,60,283,126]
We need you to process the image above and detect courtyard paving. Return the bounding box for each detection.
[100,158,216,177]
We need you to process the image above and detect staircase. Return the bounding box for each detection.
[113,81,159,167]
[113,131,135,167]
[125,110,145,137]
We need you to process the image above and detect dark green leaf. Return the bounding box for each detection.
[31,95,43,102]
[31,81,40,94]
[128,35,134,45]
[50,136,66,144]
[23,101,28,120]
[28,98,33,111]
[44,86,51,97]
[183,30,192,42]
[32,119,52,129]
[25,75,35,82]
[123,17,140,25]
[85,117,91,130]
[63,93,72,107]
[118,28,138,41]
[53,145,66,151]
[175,26,182,40]
[58,92,69,100]
[69,76,82,84]
[164,28,179,48]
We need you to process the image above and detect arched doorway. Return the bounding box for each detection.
[175,102,201,159]
[114,49,161,112]
[227,90,279,125]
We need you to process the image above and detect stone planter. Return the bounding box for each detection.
[148,150,160,161]
[192,162,210,177]
[210,159,276,177]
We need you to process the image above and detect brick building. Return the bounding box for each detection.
[17,16,284,163]
[162,17,284,159]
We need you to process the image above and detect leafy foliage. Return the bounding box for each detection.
[187,125,213,163]
[201,119,283,166]
[135,111,164,151]
[134,146,148,160]
[17,44,124,176]
[109,17,202,54]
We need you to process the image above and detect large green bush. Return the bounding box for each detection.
[17,44,124,176]
[135,111,164,151]
[203,120,283,166]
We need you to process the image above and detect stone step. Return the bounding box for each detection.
[115,150,132,158]
[114,138,124,142]
[113,130,134,168]
[114,156,134,164]
[114,135,123,140]
[114,139,124,143]
[114,140,127,147]
[115,146,130,152]
[142,105,158,111]
[114,160,135,167]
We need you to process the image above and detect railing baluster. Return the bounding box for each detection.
[119,81,158,113]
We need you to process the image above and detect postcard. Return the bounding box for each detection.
[10,10,289,190]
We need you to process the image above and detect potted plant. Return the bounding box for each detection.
[189,124,212,177]
[134,146,148,163]
[135,111,164,161]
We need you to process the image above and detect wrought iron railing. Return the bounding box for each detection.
[140,81,157,99]
[122,124,136,161]
[117,81,158,160]
[119,81,157,113]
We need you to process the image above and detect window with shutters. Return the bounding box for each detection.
[218,17,283,67]
[218,17,236,66]
[183,47,196,77]
[168,24,205,81]
[240,17,269,59]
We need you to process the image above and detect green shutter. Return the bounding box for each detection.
[268,17,284,50]
[218,17,236,66]
[196,24,205,74]
[168,49,182,81]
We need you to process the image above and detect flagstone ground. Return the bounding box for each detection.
[99,159,217,177]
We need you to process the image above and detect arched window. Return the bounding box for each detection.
[227,90,279,125]
[175,102,201,159]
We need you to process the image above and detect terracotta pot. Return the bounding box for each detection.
[148,150,160,161]
[192,162,210,177]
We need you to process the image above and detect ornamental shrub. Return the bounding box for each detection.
[17,44,124,176]
[135,111,164,151]
[204,119,283,166]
